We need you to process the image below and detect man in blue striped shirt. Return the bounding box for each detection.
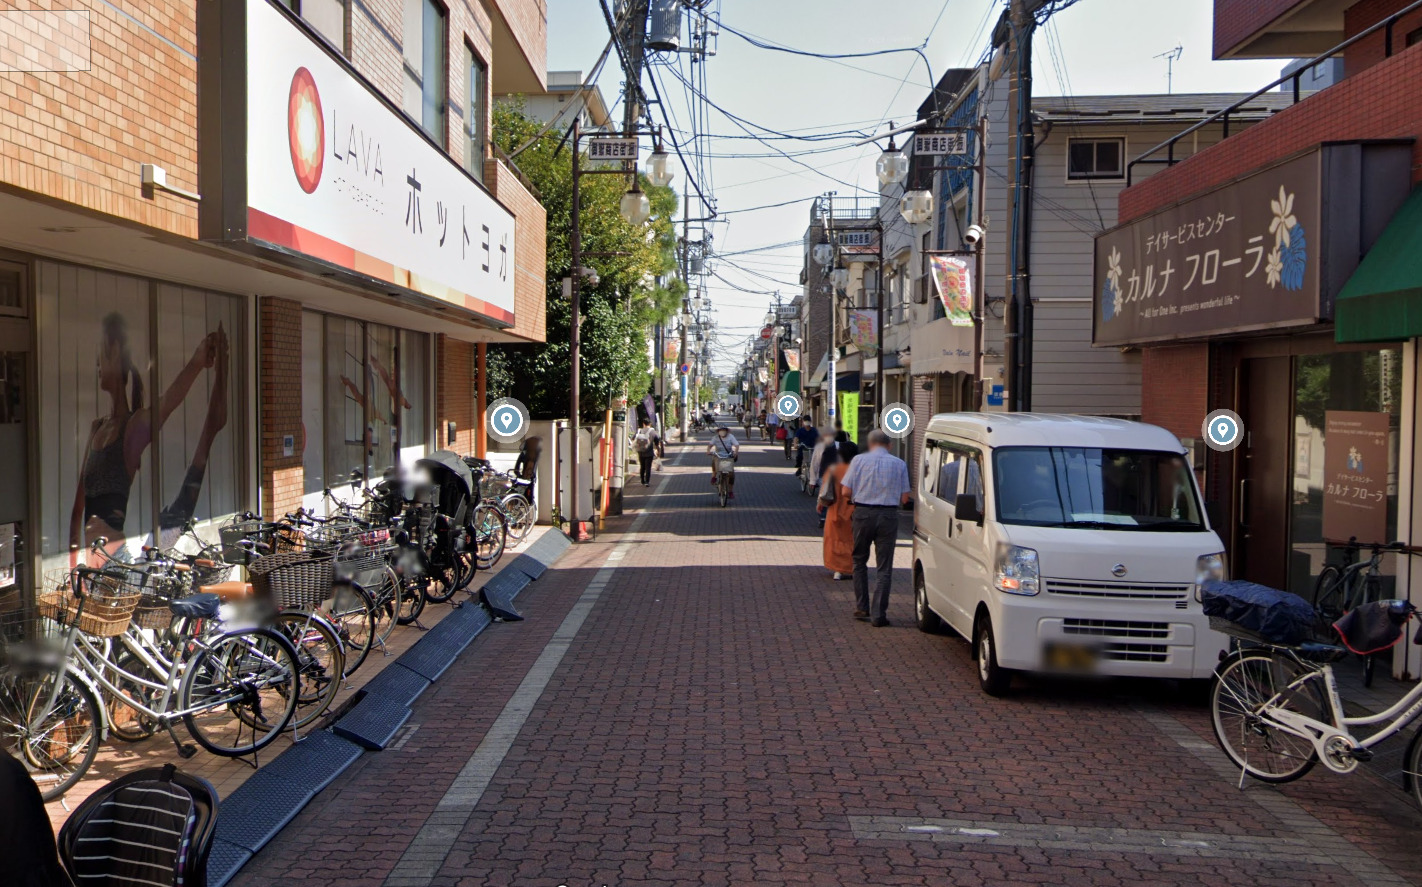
[840,430,911,626]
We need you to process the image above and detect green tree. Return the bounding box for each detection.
[487,102,681,420]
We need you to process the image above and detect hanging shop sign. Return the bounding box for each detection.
[587,138,639,161]
[783,349,800,372]
[929,254,974,327]
[198,0,516,326]
[847,311,878,356]
[913,131,968,156]
[1321,411,1391,545]
[1092,143,1413,347]
[838,230,877,247]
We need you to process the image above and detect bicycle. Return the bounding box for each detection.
[714,456,734,507]
[1313,538,1407,686]
[1209,600,1422,810]
[0,567,301,801]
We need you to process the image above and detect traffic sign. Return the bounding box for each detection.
[760,326,772,339]
[679,364,690,375]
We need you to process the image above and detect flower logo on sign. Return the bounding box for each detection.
[1101,246,1123,322]
[1348,446,1363,471]
[1265,185,1307,292]
[287,67,324,194]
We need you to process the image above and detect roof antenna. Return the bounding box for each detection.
[1155,45,1183,94]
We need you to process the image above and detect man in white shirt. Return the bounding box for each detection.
[840,430,912,626]
[707,426,740,499]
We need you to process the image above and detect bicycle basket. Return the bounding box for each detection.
[1201,580,1314,646]
[38,570,141,638]
[304,518,368,553]
[249,550,334,610]
[219,520,286,565]
[332,537,395,585]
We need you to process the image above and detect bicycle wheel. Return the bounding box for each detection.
[500,493,535,544]
[1313,565,1345,624]
[270,611,345,729]
[0,665,102,801]
[180,627,299,757]
[397,576,426,625]
[107,648,160,742]
[472,504,507,570]
[366,565,402,643]
[1211,651,1323,783]
[325,581,376,675]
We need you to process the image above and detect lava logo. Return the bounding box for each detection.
[287,67,324,194]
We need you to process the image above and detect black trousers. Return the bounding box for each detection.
[637,450,654,485]
[852,506,899,619]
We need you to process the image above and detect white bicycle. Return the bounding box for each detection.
[1209,600,1422,807]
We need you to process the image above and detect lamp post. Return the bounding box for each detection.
[567,118,651,540]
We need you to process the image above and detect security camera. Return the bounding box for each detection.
[963,224,986,247]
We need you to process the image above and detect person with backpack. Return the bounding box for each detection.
[633,418,660,486]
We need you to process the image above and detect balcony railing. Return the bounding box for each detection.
[809,195,881,222]
[1127,0,1422,186]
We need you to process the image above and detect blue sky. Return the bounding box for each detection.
[545,0,1287,372]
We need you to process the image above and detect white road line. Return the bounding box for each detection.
[382,468,666,887]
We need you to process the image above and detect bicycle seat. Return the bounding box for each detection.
[198,581,254,601]
[1295,642,1349,663]
[168,593,221,619]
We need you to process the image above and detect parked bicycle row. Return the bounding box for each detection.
[0,449,538,802]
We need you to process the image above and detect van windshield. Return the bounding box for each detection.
[992,447,1204,531]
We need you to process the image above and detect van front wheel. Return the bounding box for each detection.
[976,616,1012,697]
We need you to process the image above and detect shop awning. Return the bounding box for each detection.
[1336,187,1422,343]
[782,370,801,393]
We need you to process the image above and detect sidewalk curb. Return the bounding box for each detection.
[208,531,574,887]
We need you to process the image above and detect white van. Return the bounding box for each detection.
[912,413,1228,695]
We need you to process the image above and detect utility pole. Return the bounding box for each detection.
[619,0,650,134]
[823,193,837,429]
[874,219,884,419]
[679,207,691,441]
[569,118,584,539]
[1004,0,1037,413]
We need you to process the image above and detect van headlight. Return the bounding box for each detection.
[1194,553,1226,601]
[995,544,1040,596]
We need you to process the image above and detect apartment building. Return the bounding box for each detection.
[0,0,548,594]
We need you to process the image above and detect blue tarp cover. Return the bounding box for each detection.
[1201,580,1314,645]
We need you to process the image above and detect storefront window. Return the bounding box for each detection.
[303,311,430,503]
[1288,348,1402,593]
[35,263,246,568]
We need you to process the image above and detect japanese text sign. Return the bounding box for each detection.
[587,138,639,161]
[1093,151,1322,346]
[914,132,968,156]
[1322,411,1391,545]
[847,310,878,356]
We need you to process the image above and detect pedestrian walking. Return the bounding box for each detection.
[817,453,856,580]
[633,418,659,486]
[840,430,911,627]
[766,409,781,444]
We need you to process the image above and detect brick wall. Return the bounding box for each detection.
[0,0,198,237]
[436,334,479,455]
[350,0,404,106]
[486,157,547,342]
[259,297,305,520]
[1343,0,1422,76]
[1213,0,1310,57]
[1119,41,1422,222]
[489,0,547,86]
[1140,344,1210,441]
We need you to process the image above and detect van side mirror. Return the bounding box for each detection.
[955,493,983,525]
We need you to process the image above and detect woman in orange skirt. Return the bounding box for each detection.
[818,447,858,580]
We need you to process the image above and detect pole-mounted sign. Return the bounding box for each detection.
[913,131,969,156]
[587,138,640,161]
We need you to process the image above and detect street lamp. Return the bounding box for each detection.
[900,189,934,225]
[812,242,834,268]
[620,181,651,225]
[647,146,674,188]
[831,266,850,292]
[876,135,909,187]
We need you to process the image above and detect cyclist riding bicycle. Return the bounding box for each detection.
[707,425,740,499]
[793,416,818,469]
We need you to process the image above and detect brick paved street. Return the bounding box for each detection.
[233,433,1422,887]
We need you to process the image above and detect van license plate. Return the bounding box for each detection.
[1043,642,1100,673]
